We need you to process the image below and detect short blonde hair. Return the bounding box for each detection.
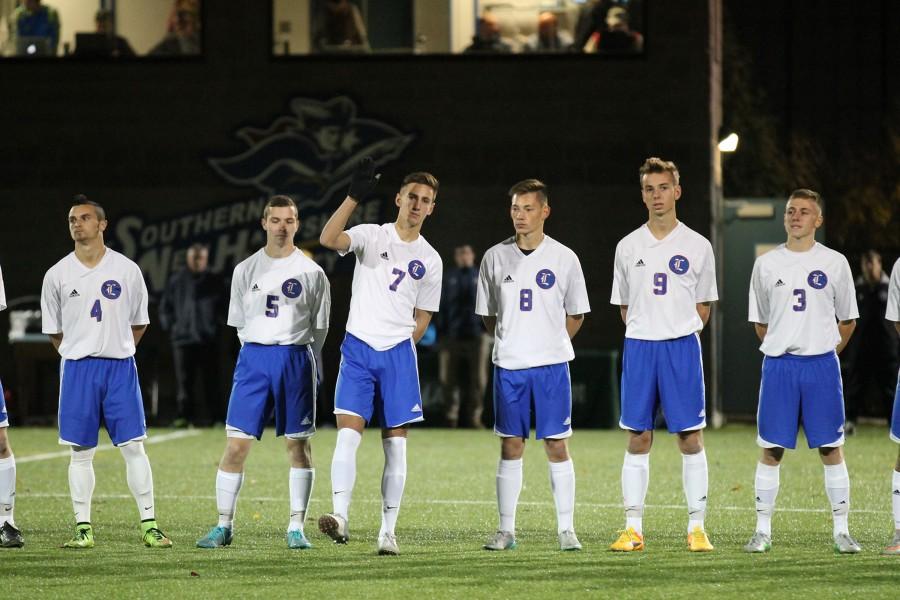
[639,157,680,186]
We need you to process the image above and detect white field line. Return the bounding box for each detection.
[16,430,202,463]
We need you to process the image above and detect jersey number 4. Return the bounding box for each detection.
[90,299,102,322]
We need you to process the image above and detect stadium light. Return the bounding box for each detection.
[718,132,739,152]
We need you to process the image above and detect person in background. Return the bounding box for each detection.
[9,0,60,56]
[523,12,572,53]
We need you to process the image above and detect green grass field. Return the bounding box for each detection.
[3,424,899,599]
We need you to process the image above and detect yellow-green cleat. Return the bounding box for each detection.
[141,521,173,548]
[62,524,95,549]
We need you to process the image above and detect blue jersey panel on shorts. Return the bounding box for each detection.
[226,343,316,439]
[334,333,423,428]
[0,377,7,425]
[757,351,845,449]
[493,363,572,440]
[620,334,706,433]
[59,356,146,447]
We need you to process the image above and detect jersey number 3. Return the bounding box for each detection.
[90,299,102,322]
[792,289,806,312]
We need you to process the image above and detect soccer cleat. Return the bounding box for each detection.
[558,529,582,551]
[62,524,95,549]
[743,531,772,553]
[483,530,517,551]
[609,527,644,552]
[882,531,900,555]
[0,522,24,548]
[377,533,400,555]
[833,532,861,554]
[318,513,349,544]
[142,526,173,548]
[196,525,233,548]
[287,529,312,549]
[687,526,714,552]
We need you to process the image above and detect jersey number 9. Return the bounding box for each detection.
[653,273,667,295]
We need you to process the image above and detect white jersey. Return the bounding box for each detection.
[228,248,330,347]
[477,235,590,370]
[0,264,6,312]
[340,223,442,350]
[749,242,859,356]
[41,248,149,360]
[610,222,718,340]
[886,257,900,322]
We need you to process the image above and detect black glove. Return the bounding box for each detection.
[347,157,380,202]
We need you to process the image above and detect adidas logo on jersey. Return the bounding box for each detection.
[635,259,646,267]
[503,275,515,283]
[775,279,785,287]
[251,283,260,292]
[69,289,80,297]
[380,252,389,260]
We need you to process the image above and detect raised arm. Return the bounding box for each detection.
[319,157,380,252]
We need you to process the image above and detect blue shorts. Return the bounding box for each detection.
[226,343,317,440]
[334,333,423,428]
[891,369,900,443]
[0,376,7,427]
[493,363,572,440]
[757,351,845,449]
[620,334,706,433]
[59,357,146,447]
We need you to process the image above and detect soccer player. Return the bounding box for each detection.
[744,189,860,554]
[317,157,442,555]
[883,256,900,555]
[609,157,718,553]
[476,179,590,552]
[196,196,330,550]
[40,195,172,549]
[0,265,24,548]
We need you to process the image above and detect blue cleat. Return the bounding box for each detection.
[196,525,233,549]
[287,529,312,549]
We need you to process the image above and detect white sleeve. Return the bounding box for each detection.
[130,266,150,326]
[339,224,379,259]
[748,258,768,323]
[311,271,331,356]
[0,265,6,312]
[40,268,62,334]
[834,256,859,321]
[696,242,719,302]
[227,265,246,329]
[610,242,628,305]
[416,254,442,312]
[887,258,900,322]
[475,254,495,317]
[564,253,591,315]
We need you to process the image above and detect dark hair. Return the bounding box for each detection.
[71,193,106,221]
[263,195,298,219]
[401,172,439,197]
[788,188,824,213]
[508,178,548,205]
[639,157,680,186]
[187,242,209,254]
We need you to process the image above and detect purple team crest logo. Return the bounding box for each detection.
[808,270,828,289]
[101,280,122,299]
[408,260,426,280]
[669,255,690,275]
[536,269,556,289]
[282,278,302,298]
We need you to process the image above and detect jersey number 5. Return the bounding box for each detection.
[266,295,279,318]
[90,299,102,322]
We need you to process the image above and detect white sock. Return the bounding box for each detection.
[497,458,523,533]
[893,470,900,530]
[380,437,407,538]
[754,462,780,537]
[331,428,362,520]
[622,452,649,533]
[824,462,850,537]
[0,455,15,526]
[216,470,243,528]
[120,442,156,521]
[549,459,575,533]
[288,467,314,532]
[683,449,708,533]
[69,447,96,525]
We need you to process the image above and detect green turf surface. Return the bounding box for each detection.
[3,425,899,598]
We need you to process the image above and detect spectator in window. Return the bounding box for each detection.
[149,0,201,56]
[159,243,228,426]
[599,6,644,53]
[464,13,512,54]
[523,12,572,53]
[311,0,370,54]
[842,250,899,434]
[9,0,60,56]
[573,1,643,54]
[74,9,135,58]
